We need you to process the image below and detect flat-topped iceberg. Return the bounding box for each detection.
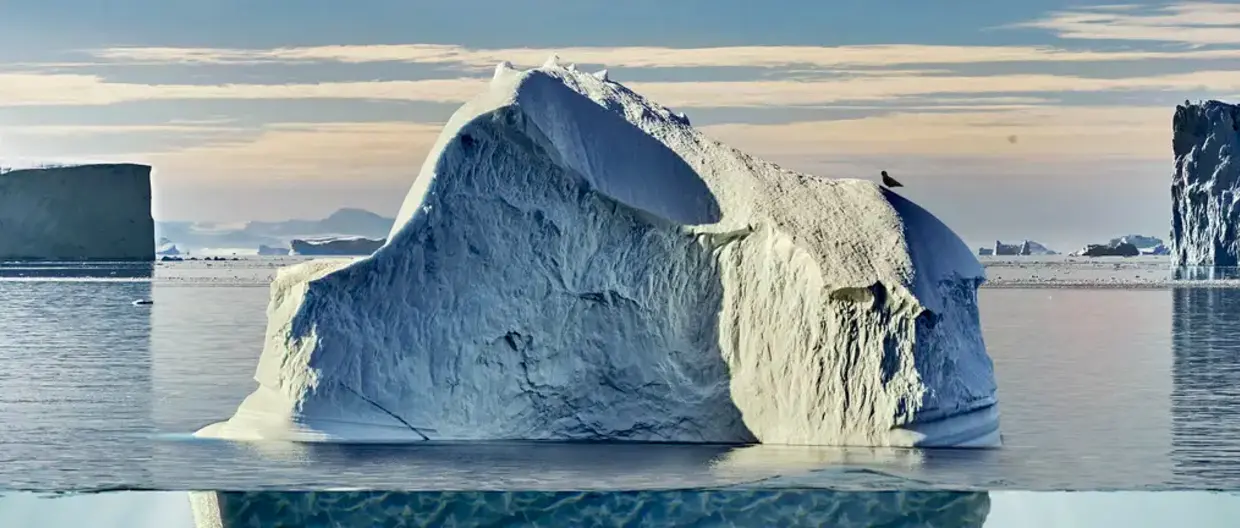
[198,57,999,447]
[0,163,154,261]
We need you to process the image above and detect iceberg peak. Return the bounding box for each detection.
[493,60,516,81]
[542,54,562,69]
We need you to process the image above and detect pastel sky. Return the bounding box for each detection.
[3,1,1239,251]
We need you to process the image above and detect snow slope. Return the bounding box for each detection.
[1171,100,1240,267]
[198,58,999,447]
[0,164,155,260]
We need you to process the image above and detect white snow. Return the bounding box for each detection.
[198,59,999,447]
[0,164,155,260]
[1171,100,1240,267]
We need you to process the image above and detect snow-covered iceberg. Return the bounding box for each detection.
[0,163,154,260]
[1171,100,1240,267]
[198,58,999,447]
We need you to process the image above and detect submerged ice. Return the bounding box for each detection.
[199,58,1000,447]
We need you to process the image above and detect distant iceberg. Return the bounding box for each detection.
[156,237,181,256]
[198,58,1000,447]
[991,240,1056,256]
[1071,241,1140,257]
[1109,235,1163,250]
[289,236,384,256]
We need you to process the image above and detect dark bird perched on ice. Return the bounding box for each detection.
[881,170,903,189]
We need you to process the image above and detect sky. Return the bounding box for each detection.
[2,1,1239,251]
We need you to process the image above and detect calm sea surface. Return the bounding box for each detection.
[1,258,1238,492]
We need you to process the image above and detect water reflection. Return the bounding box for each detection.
[1173,266,1240,280]
[1171,287,1240,484]
[0,261,156,280]
[187,490,991,528]
[0,264,155,488]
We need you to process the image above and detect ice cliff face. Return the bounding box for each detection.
[1171,100,1240,267]
[0,164,154,260]
[199,58,999,447]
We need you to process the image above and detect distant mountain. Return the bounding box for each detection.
[155,208,395,250]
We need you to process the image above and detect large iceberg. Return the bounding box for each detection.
[198,58,999,447]
[1171,100,1240,267]
[0,163,155,260]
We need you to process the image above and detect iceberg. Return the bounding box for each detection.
[0,163,154,261]
[156,238,182,256]
[1171,100,1240,266]
[198,58,999,447]
[289,236,385,256]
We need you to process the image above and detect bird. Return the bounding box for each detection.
[881,170,903,189]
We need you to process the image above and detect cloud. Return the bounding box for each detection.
[0,73,484,106]
[109,102,1175,189]
[1013,2,1240,46]
[136,122,443,183]
[3,70,1240,109]
[85,41,1240,70]
[700,106,1175,161]
[5,123,241,136]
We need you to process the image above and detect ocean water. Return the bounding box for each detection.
[1,258,1239,492]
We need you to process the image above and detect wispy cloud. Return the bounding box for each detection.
[109,103,1175,189]
[6,123,242,136]
[701,106,1175,161]
[0,73,484,106]
[85,41,1240,70]
[2,70,1239,109]
[136,122,443,182]
[1013,2,1240,46]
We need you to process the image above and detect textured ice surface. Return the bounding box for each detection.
[1172,100,1240,267]
[188,490,991,528]
[0,164,154,260]
[199,59,999,447]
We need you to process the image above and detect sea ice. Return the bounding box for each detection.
[198,59,1000,447]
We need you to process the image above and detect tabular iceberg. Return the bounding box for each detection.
[0,163,155,261]
[198,58,1000,447]
[1171,100,1240,267]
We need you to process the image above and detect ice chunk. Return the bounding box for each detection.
[198,61,999,447]
[1171,100,1240,266]
[592,69,609,81]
